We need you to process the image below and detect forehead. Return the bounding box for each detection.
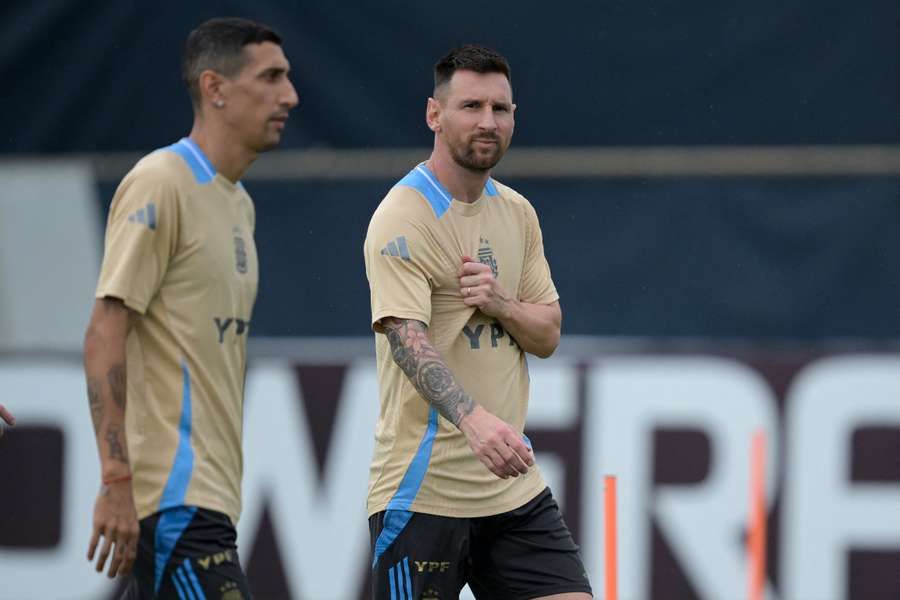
[239,41,289,74]
[444,70,512,102]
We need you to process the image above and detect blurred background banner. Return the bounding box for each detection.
[1,1,899,599]
[3,0,899,151]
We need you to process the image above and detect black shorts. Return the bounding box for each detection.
[369,488,592,600]
[120,505,252,600]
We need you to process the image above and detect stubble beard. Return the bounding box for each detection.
[450,138,507,173]
[256,129,283,153]
[258,139,280,152]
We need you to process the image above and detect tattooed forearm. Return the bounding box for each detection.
[107,364,126,410]
[385,321,421,380]
[87,377,104,431]
[417,361,475,425]
[383,318,476,426]
[105,424,128,464]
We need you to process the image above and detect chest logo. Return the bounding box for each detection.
[477,237,498,278]
[462,320,519,350]
[215,317,250,343]
[233,227,248,274]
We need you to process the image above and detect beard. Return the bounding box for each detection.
[255,129,284,153]
[449,135,507,173]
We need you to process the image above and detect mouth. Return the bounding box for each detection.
[472,138,499,148]
[270,115,289,128]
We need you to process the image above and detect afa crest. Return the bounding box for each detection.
[233,227,248,274]
[477,237,498,278]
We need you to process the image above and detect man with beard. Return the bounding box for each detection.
[363,45,592,600]
[83,17,298,598]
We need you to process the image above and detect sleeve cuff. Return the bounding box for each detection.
[371,309,431,333]
[95,286,149,315]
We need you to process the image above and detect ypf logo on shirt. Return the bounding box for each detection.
[214,317,250,343]
[414,560,451,573]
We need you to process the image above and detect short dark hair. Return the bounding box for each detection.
[182,17,283,109]
[433,44,511,95]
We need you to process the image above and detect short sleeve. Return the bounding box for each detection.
[95,170,179,314]
[364,206,433,332]
[517,201,559,305]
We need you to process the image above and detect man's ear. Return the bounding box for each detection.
[199,69,227,109]
[426,97,442,133]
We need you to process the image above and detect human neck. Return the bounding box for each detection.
[426,149,489,204]
[188,121,258,183]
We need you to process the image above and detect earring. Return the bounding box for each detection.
[214,99,225,108]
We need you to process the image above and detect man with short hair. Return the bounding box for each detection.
[364,44,592,599]
[83,17,298,598]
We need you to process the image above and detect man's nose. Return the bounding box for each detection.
[282,80,299,109]
[477,107,498,130]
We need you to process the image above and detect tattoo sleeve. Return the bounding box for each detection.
[107,365,126,410]
[87,377,104,431]
[382,318,476,427]
[84,297,132,475]
[105,423,128,464]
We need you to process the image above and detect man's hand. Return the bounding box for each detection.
[87,480,140,578]
[458,405,534,479]
[459,256,513,319]
[459,256,562,358]
[0,404,15,437]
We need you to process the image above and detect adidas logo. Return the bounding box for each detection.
[127,202,157,230]
[380,236,410,261]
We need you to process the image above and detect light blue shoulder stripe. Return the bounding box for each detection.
[160,137,216,184]
[371,407,439,567]
[396,165,451,218]
[395,163,498,217]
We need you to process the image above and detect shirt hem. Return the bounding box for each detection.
[367,478,545,519]
[137,494,239,527]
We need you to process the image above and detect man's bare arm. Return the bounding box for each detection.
[84,299,131,477]
[491,300,561,359]
[382,317,475,426]
[381,317,533,478]
[83,297,139,578]
[458,258,561,358]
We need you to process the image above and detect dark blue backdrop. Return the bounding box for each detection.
[97,177,900,338]
[7,0,898,338]
[3,0,899,152]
